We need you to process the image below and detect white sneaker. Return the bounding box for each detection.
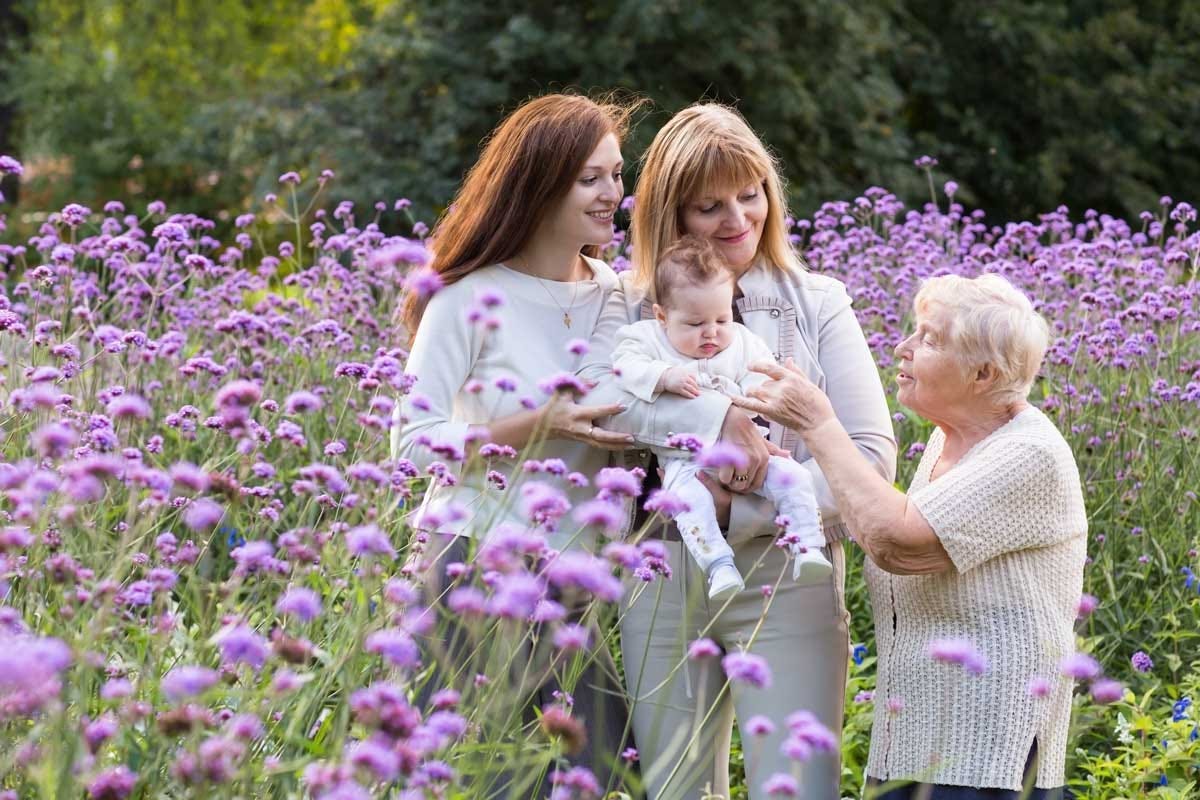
[791,546,833,585]
[708,564,745,601]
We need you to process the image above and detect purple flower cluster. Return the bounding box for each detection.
[721,651,772,689]
[0,631,72,720]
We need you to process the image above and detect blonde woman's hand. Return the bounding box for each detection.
[541,394,636,451]
[717,407,770,492]
[732,359,838,436]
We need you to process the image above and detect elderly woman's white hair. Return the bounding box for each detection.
[914,273,1050,405]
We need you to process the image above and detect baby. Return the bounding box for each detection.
[611,235,832,600]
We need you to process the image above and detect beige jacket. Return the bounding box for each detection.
[579,261,897,544]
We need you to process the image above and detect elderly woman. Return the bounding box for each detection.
[735,273,1086,800]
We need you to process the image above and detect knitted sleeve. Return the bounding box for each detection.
[910,436,1073,573]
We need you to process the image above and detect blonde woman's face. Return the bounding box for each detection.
[679,180,768,272]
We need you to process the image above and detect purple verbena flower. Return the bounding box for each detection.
[276,587,322,622]
[345,524,395,560]
[643,489,689,516]
[284,391,323,414]
[169,462,210,493]
[552,624,590,652]
[183,498,224,531]
[762,773,799,797]
[595,467,642,500]
[745,715,776,736]
[722,651,772,689]
[161,666,219,702]
[87,765,137,800]
[1090,678,1124,704]
[687,638,721,660]
[214,623,269,669]
[571,500,624,533]
[1059,652,1102,680]
[543,551,622,602]
[107,394,151,420]
[364,628,420,669]
[697,441,749,470]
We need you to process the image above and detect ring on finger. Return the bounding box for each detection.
[734,473,749,482]
[587,424,595,438]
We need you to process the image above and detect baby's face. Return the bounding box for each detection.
[654,277,736,359]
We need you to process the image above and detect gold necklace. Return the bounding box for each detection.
[512,255,583,328]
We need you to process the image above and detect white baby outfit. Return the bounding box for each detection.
[612,319,831,598]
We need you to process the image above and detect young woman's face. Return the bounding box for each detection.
[679,180,768,273]
[541,133,624,248]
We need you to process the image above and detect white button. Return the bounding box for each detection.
[770,309,781,318]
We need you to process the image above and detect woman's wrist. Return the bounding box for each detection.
[803,416,847,455]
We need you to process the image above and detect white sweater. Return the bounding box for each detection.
[391,258,618,552]
[865,406,1087,790]
[611,319,776,405]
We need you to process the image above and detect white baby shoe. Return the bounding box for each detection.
[708,564,745,601]
[791,545,834,585]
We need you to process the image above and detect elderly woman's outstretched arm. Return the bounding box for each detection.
[734,360,953,575]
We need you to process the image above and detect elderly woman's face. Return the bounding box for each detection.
[679,180,768,273]
[894,304,971,415]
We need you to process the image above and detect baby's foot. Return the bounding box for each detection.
[791,545,833,585]
[708,564,745,602]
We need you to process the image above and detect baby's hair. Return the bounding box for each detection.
[653,235,735,307]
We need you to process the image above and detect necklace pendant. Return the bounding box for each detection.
[563,313,572,328]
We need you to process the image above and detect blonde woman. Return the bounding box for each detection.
[579,104,896,799]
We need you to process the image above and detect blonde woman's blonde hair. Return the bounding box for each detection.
[630,103,804,296]
[914,273,1050,405]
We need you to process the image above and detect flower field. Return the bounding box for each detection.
[0,154,1197,799]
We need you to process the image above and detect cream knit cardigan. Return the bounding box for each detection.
[865,406,1088,790]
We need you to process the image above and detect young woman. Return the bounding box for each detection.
[579,104,897,799]
[393,93,639,795]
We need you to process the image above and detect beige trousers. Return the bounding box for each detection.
[621,537,849,800]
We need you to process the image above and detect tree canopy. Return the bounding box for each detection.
[3,0,1198,226]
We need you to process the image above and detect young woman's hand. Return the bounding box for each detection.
[541,395,636,450]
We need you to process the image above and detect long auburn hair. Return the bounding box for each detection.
[631,103,804,298]
[400,93,637,335]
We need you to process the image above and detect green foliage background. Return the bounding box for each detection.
[2,0,1199,226]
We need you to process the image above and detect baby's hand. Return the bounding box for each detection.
[661,367,702,398]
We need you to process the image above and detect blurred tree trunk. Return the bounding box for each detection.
[0,0,28,205]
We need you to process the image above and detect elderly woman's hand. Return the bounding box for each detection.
[732,359,839,436]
